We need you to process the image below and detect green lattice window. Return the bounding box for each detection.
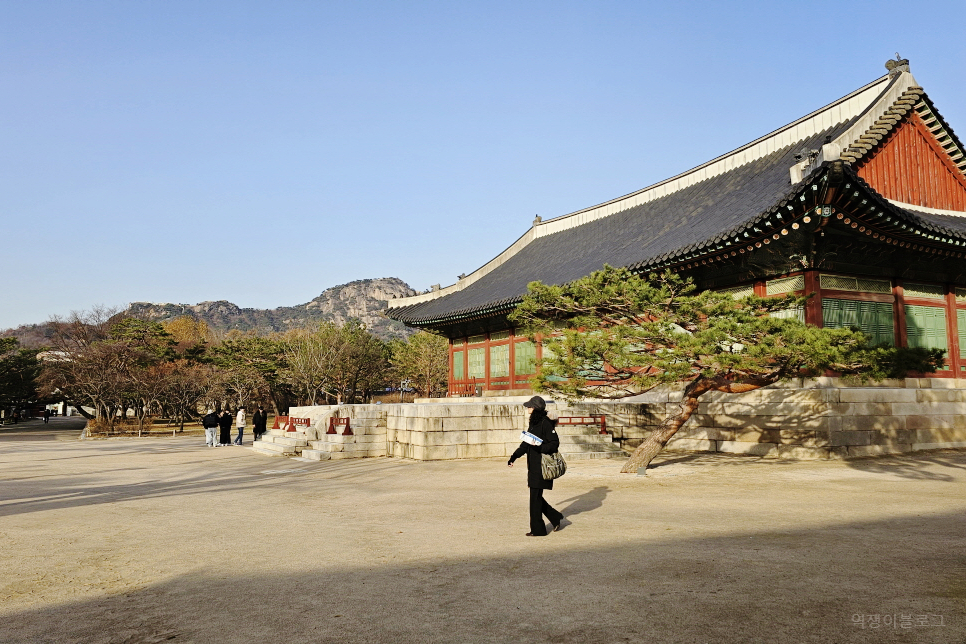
[452,350,465,380]
[514,341,537,375]
[766,276,804,296]
[820,274,892,294]
[822,298,895,346]
[905,305,947,351]
[903,282,945,300]
[489,330,510,341]
[719,284,755,299]
[468,348,485,378]
[489,344,509,378]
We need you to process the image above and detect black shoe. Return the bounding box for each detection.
[552,522,562,532]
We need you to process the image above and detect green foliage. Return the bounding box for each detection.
[850,344,946,380]
[0,338,42,410]
[109,318,174,360]
[211,333,286,409]
[510,266,941,400]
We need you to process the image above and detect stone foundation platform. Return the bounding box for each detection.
[277,378,966,462]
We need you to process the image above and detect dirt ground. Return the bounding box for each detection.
[1,417,964,643]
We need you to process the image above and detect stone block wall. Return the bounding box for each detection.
[565,378,966,460]
[290,378,966,462]
[386,403,528,460]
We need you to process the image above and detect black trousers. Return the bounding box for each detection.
[529,486,563,536]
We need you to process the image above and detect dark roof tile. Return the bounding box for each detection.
[391,123,854,324]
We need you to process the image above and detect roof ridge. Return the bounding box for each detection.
[389,74,897,312]
[540,74,892,227]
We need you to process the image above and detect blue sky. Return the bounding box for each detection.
[2,0,964,330]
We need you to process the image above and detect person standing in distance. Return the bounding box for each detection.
[233,407,246,445]
[508,396,564,536]
[252,405,268,441]
[218,409,233,446]
[202,409,219,447]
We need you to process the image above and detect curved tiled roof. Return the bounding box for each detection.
[387,69,966,327]
[389,123,853,325]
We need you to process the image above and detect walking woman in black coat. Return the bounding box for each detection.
[508,396,564,536]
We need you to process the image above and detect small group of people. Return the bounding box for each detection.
[201,406,268,447]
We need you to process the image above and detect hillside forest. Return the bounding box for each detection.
[2,308,449,433]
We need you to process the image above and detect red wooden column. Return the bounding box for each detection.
[448,342,455,394]
[753,279,766,297]
[508,329,517,387]
[483,334,491,393]
[945,286,961,374]
[803,270,823,327]
[895,282,909,348]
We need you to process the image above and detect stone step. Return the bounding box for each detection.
[561,449,625,460]
[558,435,616,446]
[561,439,624,451]
[267,429,308,438]
[327,449,387,459]
[300,449,331,461]
[248,443,296,458]
[555,426,611,436]
[308,435,385,449]
[249,440,299,456]
[272,436,308,447]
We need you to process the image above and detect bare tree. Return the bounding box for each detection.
[279,325,341,405]
[390,331,449,398]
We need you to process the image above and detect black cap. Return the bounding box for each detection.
[523,396,546,410]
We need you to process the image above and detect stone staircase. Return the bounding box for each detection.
[249,429,309,458]
[247,406,625,462]
[301,431,388,461]
[554,424,626,460]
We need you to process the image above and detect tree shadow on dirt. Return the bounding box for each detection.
[647,452,798,471]
[0,448,426,518]
[844,451,966,481]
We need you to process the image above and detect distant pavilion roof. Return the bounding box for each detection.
[388,66,966,328]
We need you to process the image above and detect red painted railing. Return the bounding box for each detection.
[327,417,352,436]
[556,414,608,435]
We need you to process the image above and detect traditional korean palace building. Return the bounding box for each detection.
[387,60,966,397]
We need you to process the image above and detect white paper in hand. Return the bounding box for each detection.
[520,431,543,446]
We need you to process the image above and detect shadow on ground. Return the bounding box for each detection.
[0,451,415,519]
[2,512,963,644]
[559,486,610,517]
[845,452,966,481]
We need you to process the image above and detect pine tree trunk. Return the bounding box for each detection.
[619,396,701,473]
[620,378,712,473]
[619,375,780,473]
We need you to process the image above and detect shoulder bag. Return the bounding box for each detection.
[541,451,567,480]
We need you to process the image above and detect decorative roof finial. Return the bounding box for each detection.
[533,215,542,225]
[885,53,910,78]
